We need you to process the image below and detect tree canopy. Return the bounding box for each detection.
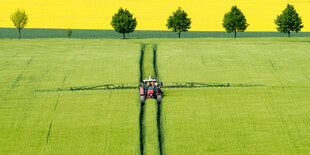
[10,9,29,39]
[111,8,137,39]
[166,7,191,38]
[67,28,73,38]
[274,4,303,37]
[222,6,249,38]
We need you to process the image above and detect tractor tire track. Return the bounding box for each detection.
[54,76,67,111]
[46,121,53,145]
[140,44,145,82]
[262,53,276,70]
[201,56,205,64]
[45,77,67,147]
[156,101,164,155]
[139,44,146,155]
[139,102,145,154]
[45,56,73,148]
[153,44,159,78]
[267,58,276,70]
[2,56,34,103]
[153,44,164,155]
[139,43,165,155]
[6,56,34,96]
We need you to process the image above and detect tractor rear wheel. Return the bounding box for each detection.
[140,96,145,103]
[157,95,162,103]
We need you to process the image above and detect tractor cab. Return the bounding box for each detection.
[139,76,162,103]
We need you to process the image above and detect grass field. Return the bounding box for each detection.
[0,39,140,154]
[1,38,310,154]
[157,38,310,154]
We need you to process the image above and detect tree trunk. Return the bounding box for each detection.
[288,31,290,38]
[123,33,125,39]
[234,30,237,38]
[178,31,181,38]
[18,28,21,39]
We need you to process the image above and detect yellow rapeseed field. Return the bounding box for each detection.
[0,0,309,31]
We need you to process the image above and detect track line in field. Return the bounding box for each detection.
[139,44,146,155]
[267,58,276,70]
[201,56,205,64]
[140,44,145,82]
[139,102,145,155]
[6,56,34,95]
[46,120,53,145]
[261,53,277,71]
[139,43,164,155]
[53,96,60,111]
[54,76,67,111]
[2,56,34,102]
[153,44,159,78]
[156,101,164,155]
[153,45,164,155]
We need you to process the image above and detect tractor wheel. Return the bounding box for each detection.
[140,96,145,103]
[157,95,162,103]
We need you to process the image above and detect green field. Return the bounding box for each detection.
[0,39,140,154]
[157,38,310,154]
[1,38,310,154]
[2,28,310,39]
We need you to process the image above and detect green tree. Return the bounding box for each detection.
[10,9,29,39]
[274,4,303,37]
[222,6,249,38]
[166,7,191,38]
[111,8,137,39]
[67,28,73,38]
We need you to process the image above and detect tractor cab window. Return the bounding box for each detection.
[147,82,153,89]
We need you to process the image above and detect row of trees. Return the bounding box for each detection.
[10,4,303,39]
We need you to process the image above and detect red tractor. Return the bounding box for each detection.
[140,76,162,103]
